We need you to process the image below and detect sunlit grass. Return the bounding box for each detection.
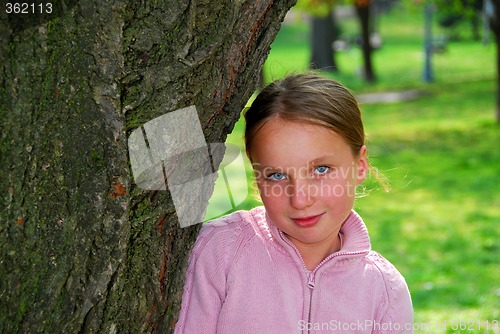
[355,79,499,331]
[205,4,499,333]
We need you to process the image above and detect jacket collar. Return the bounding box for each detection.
[337,210,372,253]
[251,207,371,257]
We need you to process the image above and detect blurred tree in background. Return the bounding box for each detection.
[432,0,499,120]
[436,0,484,40]
[485,0,500,121]
[296,0,377,81]
[295,0,340,71]
[355,0,377,82]
[296,0,500,120]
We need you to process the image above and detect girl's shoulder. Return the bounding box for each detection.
[363,251,414,324]
[199,206,266,236]
[363,251,406,281]
[362,251,411,300]
[192,206,269,258]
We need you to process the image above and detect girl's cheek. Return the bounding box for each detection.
[258,181,288,200]
[314,178,354,199]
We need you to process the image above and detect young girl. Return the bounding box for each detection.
[175,73,413,333]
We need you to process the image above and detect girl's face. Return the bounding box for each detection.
[250,118,367,254]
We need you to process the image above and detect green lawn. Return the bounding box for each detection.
[357,79,499,333]
[206,4,499,333]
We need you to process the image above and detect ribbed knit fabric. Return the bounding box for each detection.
[174,206,413,334]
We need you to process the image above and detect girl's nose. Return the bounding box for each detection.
[289,178,314,210]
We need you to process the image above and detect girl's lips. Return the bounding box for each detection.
[291,213,324,228]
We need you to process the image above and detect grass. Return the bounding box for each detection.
[205,4,499,333]
[357,79,499,333]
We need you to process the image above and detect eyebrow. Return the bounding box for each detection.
[308,155,337,165]
[252,155,338,170]
[251,163,283,171]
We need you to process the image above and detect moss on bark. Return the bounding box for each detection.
[0,0,296,332]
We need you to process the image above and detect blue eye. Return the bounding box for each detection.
[267,172,286,181]
[314,166,330,175]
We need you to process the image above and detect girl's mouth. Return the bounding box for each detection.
[291,213,324,228]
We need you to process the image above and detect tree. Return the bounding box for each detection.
[296,0,340,71]
[355,0,376,82]
[310,10,341,72]
[487,0,500,122]
[426,0,500,121]
[0,0,296,332]
[436,0,484,40]
[296,0,377,80]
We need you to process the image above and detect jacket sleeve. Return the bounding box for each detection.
[377,276,414,333]
[370,253,414,334]
[174,220,237,334]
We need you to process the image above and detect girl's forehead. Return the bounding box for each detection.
[250,118,352,163]
[255,117,339,140]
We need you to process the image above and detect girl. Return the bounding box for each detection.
[175,73,413,333]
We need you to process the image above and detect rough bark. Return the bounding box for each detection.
[0,0,296,332]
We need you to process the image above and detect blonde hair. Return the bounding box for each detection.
[244,73,388,192]
[245,73,364,158]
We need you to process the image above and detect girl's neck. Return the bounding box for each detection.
[288,233,342,271]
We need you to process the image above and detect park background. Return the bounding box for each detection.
[205,2,499,333]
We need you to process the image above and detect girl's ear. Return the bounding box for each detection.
[356,145,368,185]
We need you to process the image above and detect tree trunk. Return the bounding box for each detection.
[310,10,339,72]
[355,2,376,82]
[495,26,500,123]
[0,0,296,332]
[490,0,500,122]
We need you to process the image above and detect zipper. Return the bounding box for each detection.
[307,272,315,334]
[277,230,368,333]
[278,232,317,333]
[307,272,315,289]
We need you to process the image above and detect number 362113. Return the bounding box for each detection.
[6,3,53,14]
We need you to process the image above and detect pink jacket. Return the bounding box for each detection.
[175,206,413,333]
